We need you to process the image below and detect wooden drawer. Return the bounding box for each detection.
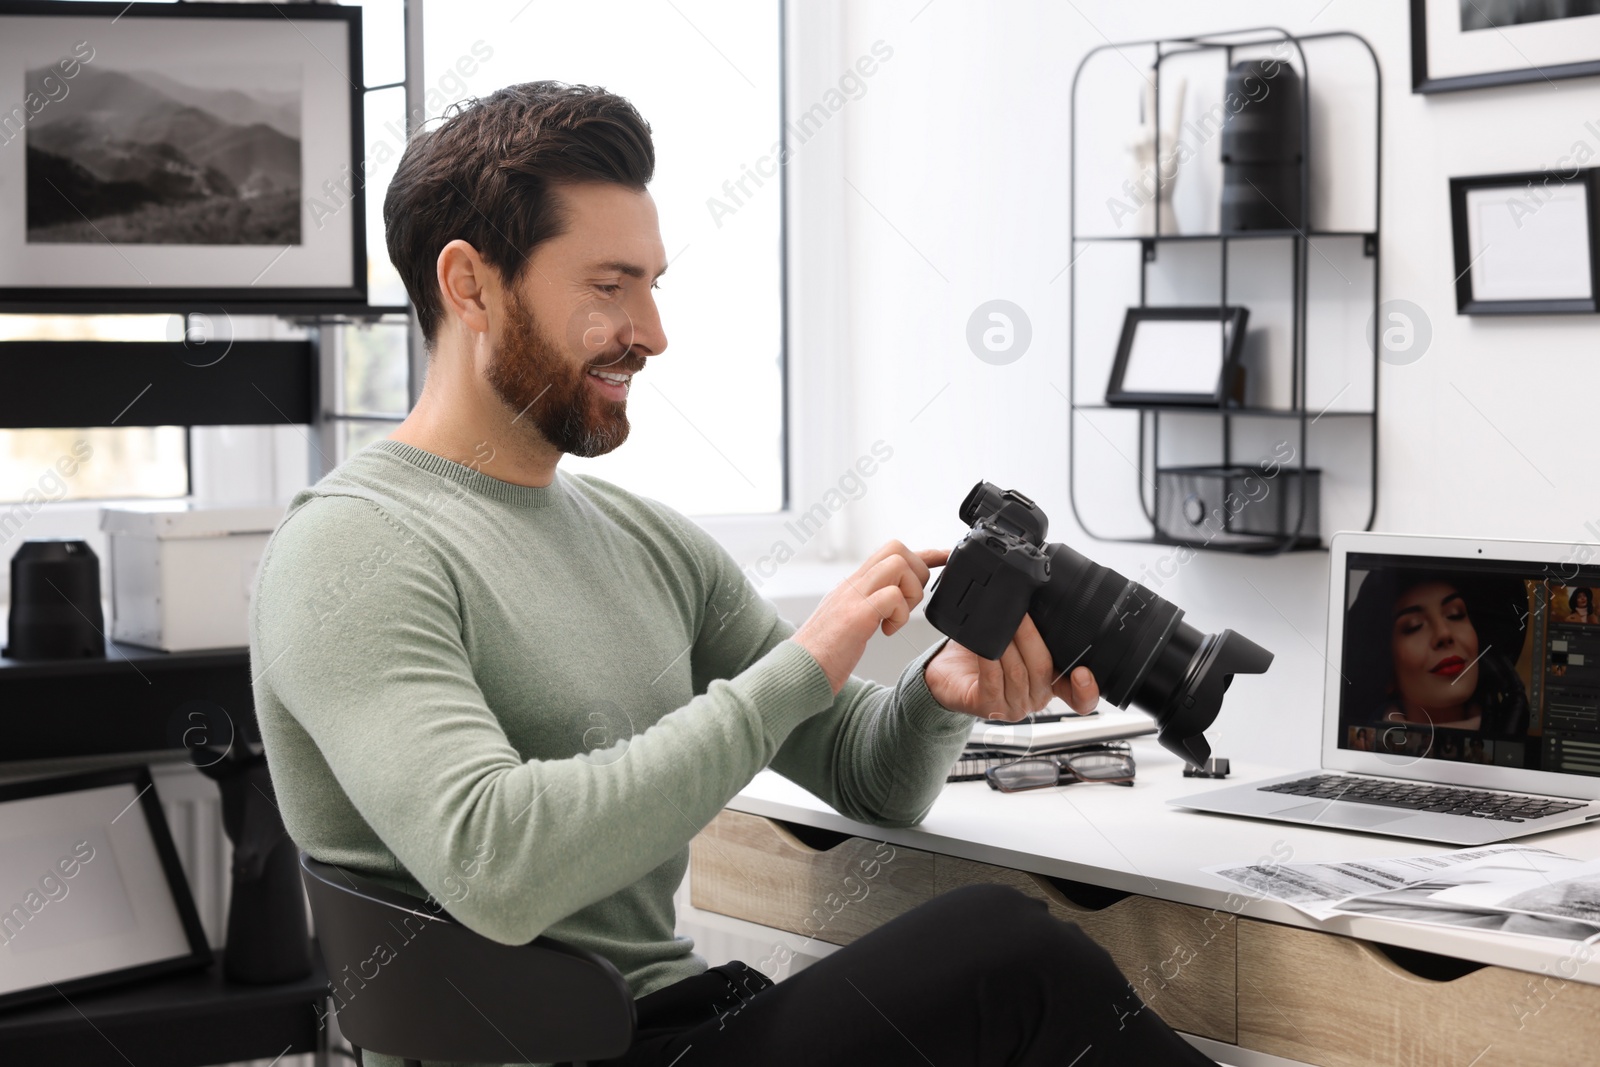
[689,810,936,946]
[935,855,1237,1043]
[1238,918,1600,1066]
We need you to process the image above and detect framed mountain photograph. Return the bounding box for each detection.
[0,2,365,310]
[1412,0,1600,93]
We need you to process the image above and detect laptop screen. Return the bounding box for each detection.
[1337,552,1600,778]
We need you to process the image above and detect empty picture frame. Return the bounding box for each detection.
[1450,169,1600,314]
[0,765,211,1011]
[0,1,365,310]
[1105,306,1250,407]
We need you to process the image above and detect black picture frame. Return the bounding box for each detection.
[0,1,367,313]
[1105,306,1249,408]
[0,765,212,1012]
[1411,0,1600,94]
[1449,168,1600,315]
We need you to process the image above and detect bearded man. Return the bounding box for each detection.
[251,80,1215,1067]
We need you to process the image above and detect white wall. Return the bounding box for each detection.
[810,0,1600,769]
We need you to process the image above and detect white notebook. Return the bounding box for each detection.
[968,706,1157,753]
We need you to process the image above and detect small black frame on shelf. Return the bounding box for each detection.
[1067,27,1382,555]
[1449,168,1600,316]
[0,765,213,1012]
[1105,306,1249,408]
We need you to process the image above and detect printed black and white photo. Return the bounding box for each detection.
[1460,0,1600,30]
[1501,876,1600,924]
[24,64,302,246]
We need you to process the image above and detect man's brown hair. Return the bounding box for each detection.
[383,81,655,344]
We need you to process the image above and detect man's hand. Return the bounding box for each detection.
[794,542,945,695]
[923,614,1101,721]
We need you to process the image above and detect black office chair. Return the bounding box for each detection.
[300,853,636,1067]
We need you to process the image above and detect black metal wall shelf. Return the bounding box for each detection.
[1078,404,1372,419]
[0,340,316,429]
[1067,27,1382,555]
[1079,229,1375,243]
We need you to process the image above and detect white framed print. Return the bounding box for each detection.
[1412,0,1600,94]
[0,2,366,312]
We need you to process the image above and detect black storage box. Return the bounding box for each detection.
[1155,465,1320,547]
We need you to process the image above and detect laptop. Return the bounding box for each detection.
[1170,531,1600,845]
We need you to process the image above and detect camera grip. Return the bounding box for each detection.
[925,535,1046,660]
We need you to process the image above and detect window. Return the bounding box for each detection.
[418,0,787,515]
[0,427,187,504]
[327,316,412,461]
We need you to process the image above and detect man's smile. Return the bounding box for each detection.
[586,366,636,400]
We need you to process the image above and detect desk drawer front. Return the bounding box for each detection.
[934,856,1236,1043]
[1238,919,1600,1067]
[689,811,936,946]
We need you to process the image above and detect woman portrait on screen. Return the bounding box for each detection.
[1345,569,1530,738]
[1566,587,1598,624]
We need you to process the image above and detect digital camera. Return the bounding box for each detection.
[924,482,1273,766]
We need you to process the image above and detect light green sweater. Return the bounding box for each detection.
[250,441,972,1063]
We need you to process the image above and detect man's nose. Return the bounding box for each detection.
[627,291,668,358]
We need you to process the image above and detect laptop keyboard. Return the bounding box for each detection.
[1259,774,1587,823]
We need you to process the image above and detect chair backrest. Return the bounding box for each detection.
[300,853,636,1064]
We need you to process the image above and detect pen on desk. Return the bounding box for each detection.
[1009,709,1100,725]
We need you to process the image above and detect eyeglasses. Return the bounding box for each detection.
[985,745,1137,793]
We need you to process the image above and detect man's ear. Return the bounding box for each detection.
[436,239,495,335]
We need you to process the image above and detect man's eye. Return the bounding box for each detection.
[596,284,622,294]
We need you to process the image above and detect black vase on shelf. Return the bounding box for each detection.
[1219,58,1304,233]
[4,539,105,660]
[197,743,314,985]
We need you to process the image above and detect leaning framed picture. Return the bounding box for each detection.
[1105,306,1250,408]
[0,2,366,311]
[1411,0,1600,94]
[1450,168,1600,314]
[0,765,212,1012]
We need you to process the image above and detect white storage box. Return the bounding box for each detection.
[99,502,286,652]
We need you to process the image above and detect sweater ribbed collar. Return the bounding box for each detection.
[369,439,567,509]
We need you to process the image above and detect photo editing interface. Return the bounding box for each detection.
[1338,553,1600,779]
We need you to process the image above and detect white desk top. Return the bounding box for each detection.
[731,737,1600,985]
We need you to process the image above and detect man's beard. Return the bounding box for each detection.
[485,288,643,458]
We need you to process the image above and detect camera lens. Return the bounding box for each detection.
[1028,544,1271,765]
[1030,545,1182,709]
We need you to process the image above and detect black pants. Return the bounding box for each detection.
[590,884,1218,1066]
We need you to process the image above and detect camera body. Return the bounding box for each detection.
[924,482,1273,766]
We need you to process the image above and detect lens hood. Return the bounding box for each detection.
[1153,629,1274,766]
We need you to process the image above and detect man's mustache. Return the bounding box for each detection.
[588,349,646,376]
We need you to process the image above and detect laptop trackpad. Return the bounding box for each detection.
[1271,800,1413,828]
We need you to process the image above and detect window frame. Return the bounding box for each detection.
[715,0,852,567]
